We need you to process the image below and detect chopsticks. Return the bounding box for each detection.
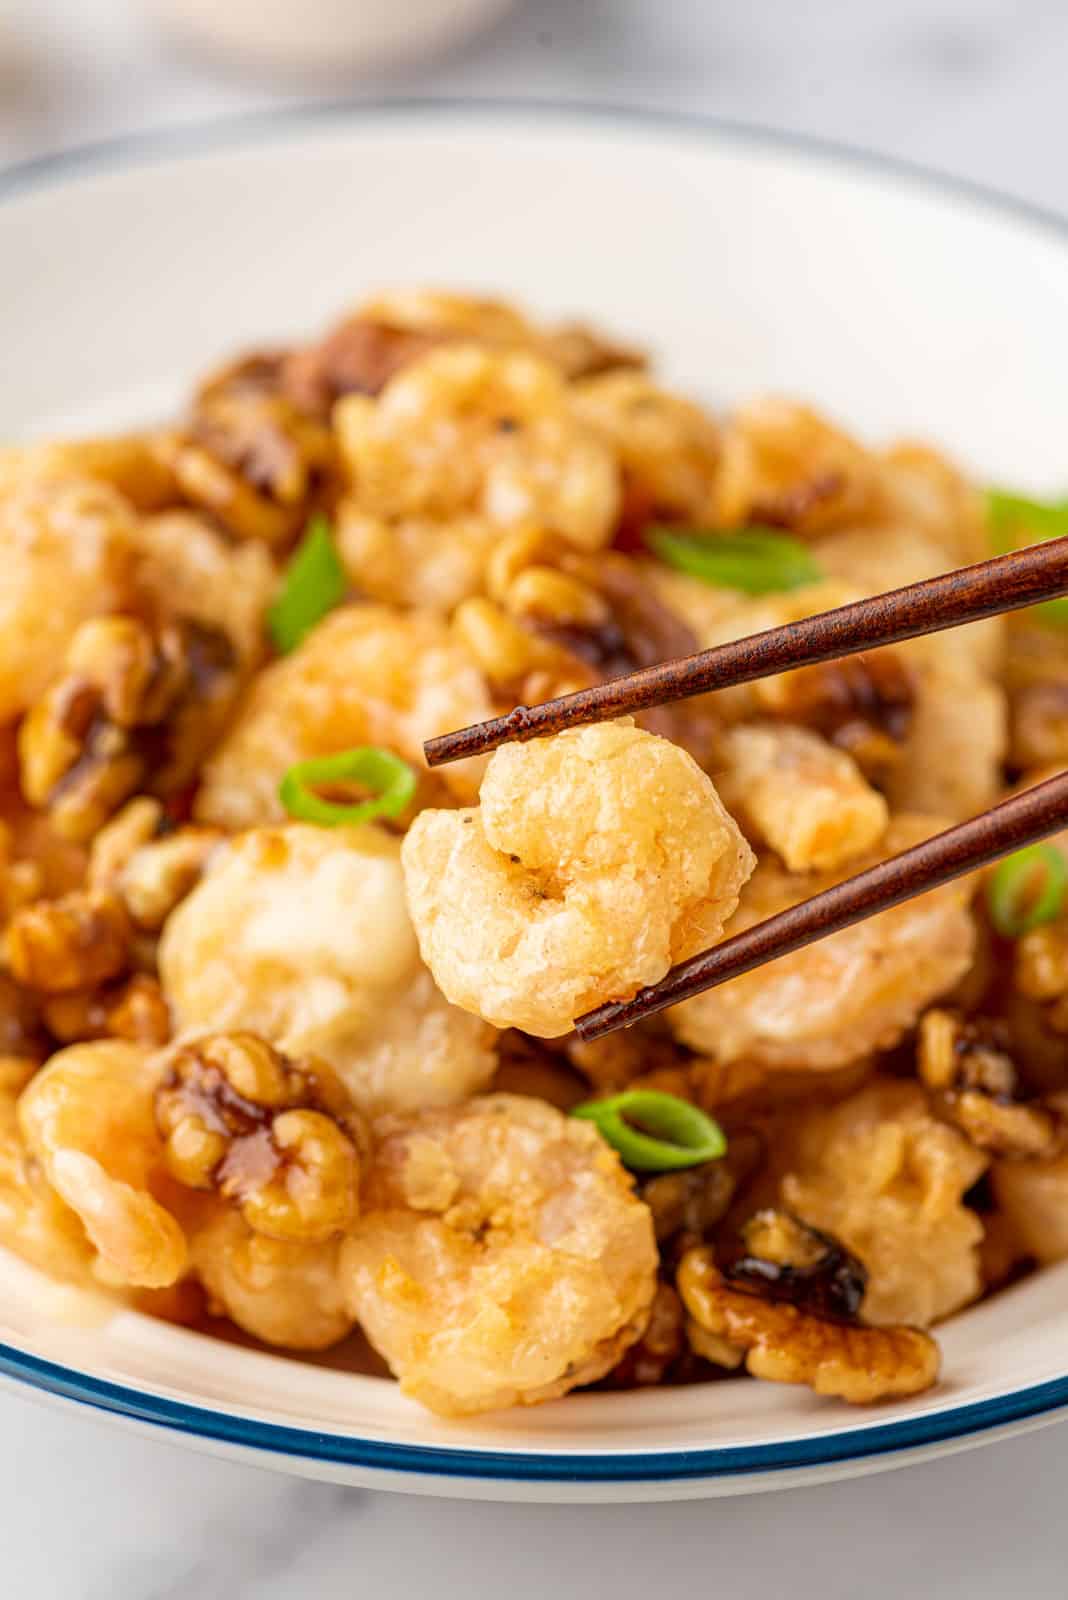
[424,535,1068,767]
[574,769,1068,1039]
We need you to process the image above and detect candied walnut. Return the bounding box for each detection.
[88,797,166,889]
[917,1009,1059,1159]
[18,614,240,841]
[402,721,754,1037]
[4,889,130,994]
[0,473,136,723]
[752,650,915,784]
[641,1162,737,1246]
[778,1079,986,1327]
[1015,918,1068,1037]
[716,723,887,872]
[115,826,223,931]
[41,974,171,1049]
[725,1210,868,1322]
[606,1283,686,1388]
[565,1026,686,1096]
[160,367,337,546]
[678,1246,940,1402]
[281,319,448,413]
[490,1031,588,1110]
[156,1033,366,1244]
[670,817,975,1072]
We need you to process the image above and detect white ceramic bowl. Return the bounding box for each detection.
[3,103,1068,1501]
[143,0,517,78]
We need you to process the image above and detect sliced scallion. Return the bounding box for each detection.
[279,747,416,829]
[645,526,823,595]
[987,489,1068,626]
[571,1089,726,1172]
[268,516,347,654]
[987,843,1068,938]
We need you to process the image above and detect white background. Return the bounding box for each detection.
[3,2,1068,1594]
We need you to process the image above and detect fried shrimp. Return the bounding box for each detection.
[779,1079,986,1327]
[0,1085,93,1284]
[402,721,755,1037]
[336,343,620,549]
[194,605,495,826]
[670,816,976,1070]
[159,824,496,1116]
[339,1094,657,1414]
[191,1207,353,1350]
[17,1041,187,1288]
[0,474,135,722]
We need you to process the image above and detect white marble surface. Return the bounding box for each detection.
[4,2,1068,1594]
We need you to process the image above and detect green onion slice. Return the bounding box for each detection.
[987,843,1068,938]
[571,1089,726,1172]
[987,489,1068,627]
[279,747,417,829]
[645,526,823,594]
[268,516,348,654]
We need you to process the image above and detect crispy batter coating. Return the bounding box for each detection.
[779,1080,986,1326]
[717,723,888,871]
[336,343,620,550]
[402,721,755,1037]
[992,1152,1068,1265]
[570,371,721,521]
[194,605,495,826]
[191,1206,353,1350]
[18,1041,187,1288]
[670,817,975,1070]
[678,1246,939,1402]
[0,1084,94,1284]
[0,475,135,723]
[339,1094,657,1415]
[131,511,277,670]
[159,824,495,1116]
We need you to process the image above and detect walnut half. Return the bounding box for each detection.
[678,1243,940,1404]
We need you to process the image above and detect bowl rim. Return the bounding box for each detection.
[4,95,1068,1485]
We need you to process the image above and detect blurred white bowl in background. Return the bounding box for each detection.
[143,0,517,78]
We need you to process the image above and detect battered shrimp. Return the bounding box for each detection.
[992,1154,1068,1265]
[339,1094,657,1414]
[194,605,495,826]
[18,1041,187,1288]
[570,371,721,521]
[780,1079,986,1327]
[335,343,620,550]
[716,723,888,871]
[0,475,135,722]
[402,721,755,1037]
[191,1207,353,1350]
[670,817,976,1070]
[159,824,496,1116]
[0,1086,93,1284]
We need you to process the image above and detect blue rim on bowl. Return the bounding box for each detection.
[4,98,1068,1485]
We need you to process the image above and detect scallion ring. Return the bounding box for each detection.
[645,526,823,594]
[571,1089,726,1172]
[279,747,417,829]
[986,489,1068,626]
[987,843,1068,938]
[268,515,348,654]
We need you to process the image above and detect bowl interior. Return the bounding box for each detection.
[2,105,1068,1480]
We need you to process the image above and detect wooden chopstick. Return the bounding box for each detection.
[573,769,1068,1040]
[425,536,1068,768]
